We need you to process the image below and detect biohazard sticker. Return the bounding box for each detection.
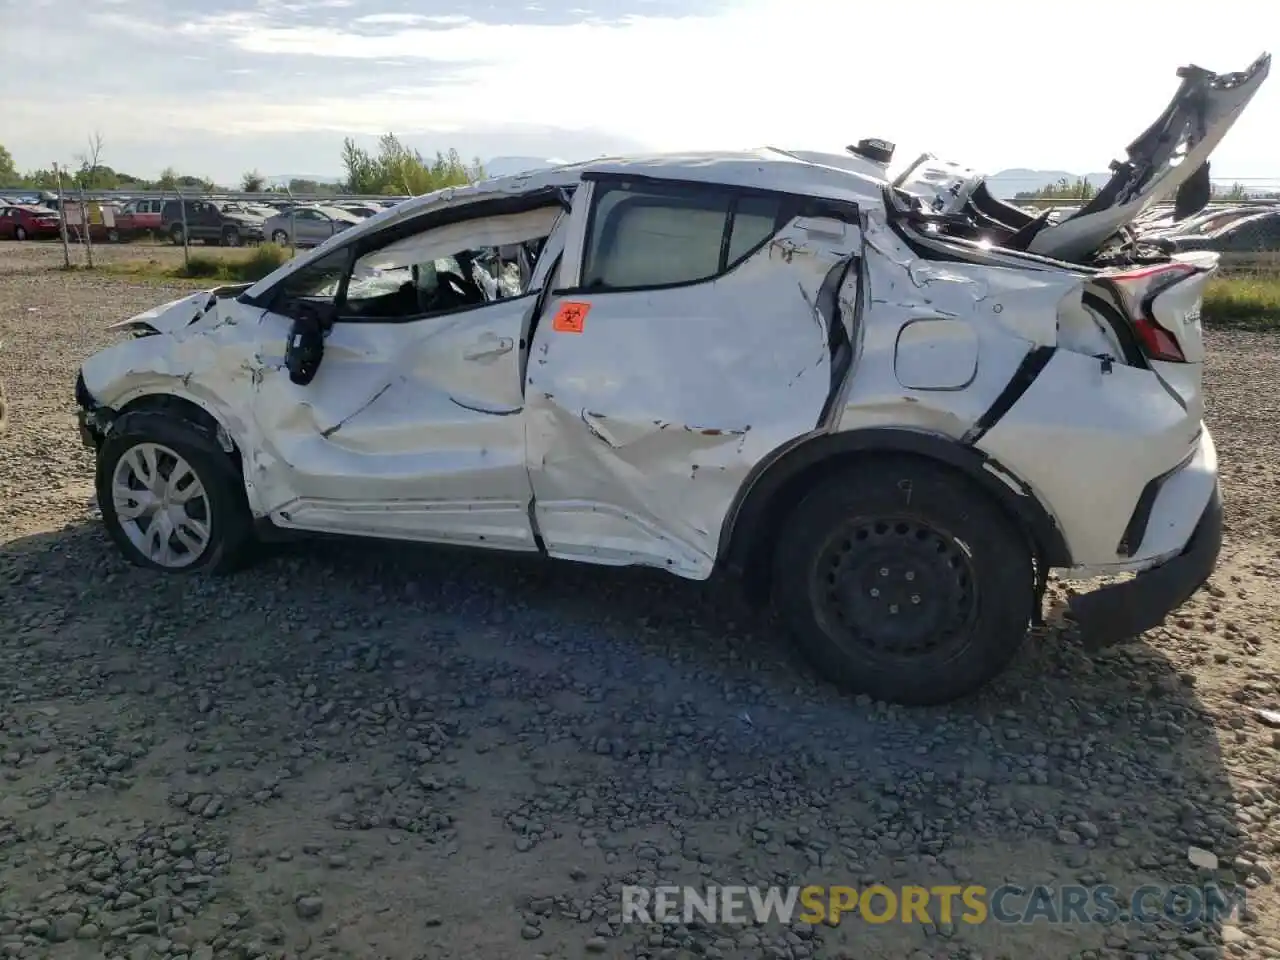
[552,301,591,333]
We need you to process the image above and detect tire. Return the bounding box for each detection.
[14,226,27,241]
[271,229,289,245]
[95,411,254,574]
[169,224,185,245]
[770,456,1035,706]
[106,228,121,243]
[222,227,242,247]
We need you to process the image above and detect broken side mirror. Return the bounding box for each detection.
[284,300,330,385]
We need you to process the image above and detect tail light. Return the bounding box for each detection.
[1105,262,1205,363]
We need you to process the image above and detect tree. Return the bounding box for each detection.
[341,134,483,195]
[0,144,18,187]
[73,132,112,189]
[287,178,339,195]
[21,168,58,189]
[341,138,383,194]
[1024,177,1097,202]
[241,170,265,192]
[1212,181,1250,201]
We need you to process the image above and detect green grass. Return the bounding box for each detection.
[1202,273,1280,330]
[99,243,293,284]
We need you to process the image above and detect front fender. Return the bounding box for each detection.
[77,321,269,515]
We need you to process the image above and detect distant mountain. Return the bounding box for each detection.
[986,169,1112,199]
[482,156,565,178]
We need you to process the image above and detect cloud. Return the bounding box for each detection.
[0,0,1273,185]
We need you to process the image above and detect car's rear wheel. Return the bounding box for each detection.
[272,229,289,245]
[169,224,185,245]
[14,226,27,241]
[770,457,1035,706]
[95,411,254,574]
[106,228,121,243]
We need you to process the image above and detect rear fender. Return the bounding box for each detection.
[718,427,1070,597]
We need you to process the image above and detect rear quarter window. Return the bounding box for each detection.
[581,181,787,290]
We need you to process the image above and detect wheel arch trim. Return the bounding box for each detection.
[717,427,1072,588]
[78,380,264,514]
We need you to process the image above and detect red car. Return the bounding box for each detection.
[0,204,62,241]
[116,198,163,235]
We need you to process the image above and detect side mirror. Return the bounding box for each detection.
[284,301,329,385]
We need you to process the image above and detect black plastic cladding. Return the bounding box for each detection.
[718,428,1073,584]
[961,346,1055,445]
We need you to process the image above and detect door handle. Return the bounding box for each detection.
[463,335,514,360]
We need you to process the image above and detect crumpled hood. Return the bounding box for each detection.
[108,283,255,337]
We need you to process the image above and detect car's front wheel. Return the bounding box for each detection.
[96,411,254,574]
[169,224,185,245]
[272,229,289,245]
[771,457,1035,706]
[14,226,27,241]
[221,227,242,247]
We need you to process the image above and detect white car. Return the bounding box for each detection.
[75,55,1268,705]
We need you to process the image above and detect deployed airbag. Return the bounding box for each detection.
[360,206,563,271]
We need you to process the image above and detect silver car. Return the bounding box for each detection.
[264,205,361,247]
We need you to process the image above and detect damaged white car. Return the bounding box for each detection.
[76,55,1268,705]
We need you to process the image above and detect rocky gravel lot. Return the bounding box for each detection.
[1,239,1279,959]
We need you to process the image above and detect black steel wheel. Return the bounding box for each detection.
[771,456,1036,705]
[812,516,978,661]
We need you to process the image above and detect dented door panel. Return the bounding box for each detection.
[526,218,857,578]
[250,299,538,551]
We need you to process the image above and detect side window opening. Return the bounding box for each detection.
[277,248,349,303]
[727,194,784,264]
[581,181,787,291]
[328,204,564,323]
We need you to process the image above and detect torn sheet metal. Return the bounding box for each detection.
[838,210,1084,439]
[80,292,265,465]
[524,216,861,578]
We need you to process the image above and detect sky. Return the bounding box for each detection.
[1,0,1277,188]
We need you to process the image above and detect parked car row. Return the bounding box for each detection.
[263,205,364,246]
[0,203,62,241]
[0,195,403,245]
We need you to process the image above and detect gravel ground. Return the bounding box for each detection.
[1,238,1279,960]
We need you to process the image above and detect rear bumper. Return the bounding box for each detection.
[1067,481,1223,649]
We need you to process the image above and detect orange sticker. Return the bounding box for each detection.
[552,301,591,333]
